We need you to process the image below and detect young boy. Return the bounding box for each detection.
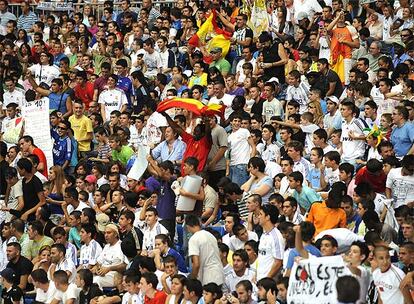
[312,128,334,154]
[338,162,356,197]
[262,82,283,122]
[276,277,289,304]
[53,270,80,304]
[0,268,23,304]
[307,147,325,191]
[330,129,342,153]
[323,151,341,188]
[286,70,310,114]
[108,134,134,166]
[122,274,142,304]
[372,246,411,304]
[276,112,319,154]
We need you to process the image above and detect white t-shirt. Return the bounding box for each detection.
[262,98,283,122]
[36,281,57,304]
[373,265,406,304]
[54,283,80,304]
[286,82,310,114]
[80,239,103,268]
[98,88,128,121]
[386,167,414,208]
[2,88,25,109]
[300,123,319,154]
[341,118,366,162]
[228,128,251,166]
[142,222,169,252]
[257,227,285,280]
[228,231,258,252]
[315,228,364,254]
[324,167,340,187]
[28,64,60,86]
[188,230,224,285]
[143,50,163,78]
[97,240,125,268]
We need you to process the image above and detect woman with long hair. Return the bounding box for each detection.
[203,283,222,304]
[46,165,66,223]
[308,101,324,128]
[14,29,31,48]
[166,275,188,304]
[31,245,51,272]
[108,21,123,41]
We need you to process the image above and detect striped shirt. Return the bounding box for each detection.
[17,11,38,31]
[257,227,285,280]
[80,239,103,268]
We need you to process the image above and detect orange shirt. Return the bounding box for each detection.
[331,26,357,59]
[306,201,347,235]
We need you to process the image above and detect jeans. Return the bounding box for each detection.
[229,164,249,187]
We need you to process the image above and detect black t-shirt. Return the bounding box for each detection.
[121,227,144,253]
[79,284,103,304]
[7,256,34,290]
[0,160,9,196]
[251,99,265,117]
[317,70,344,98]
[291,129,306,145]
[1,285,23,304]
[22,175,43,221]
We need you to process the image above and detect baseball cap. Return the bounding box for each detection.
[297,12,308,21]
[210,47,222,53]
[96,213,110,232]
[0,268,16,283]
[85,175,97,184]
[105,223,119,237]
[326,96,339,104]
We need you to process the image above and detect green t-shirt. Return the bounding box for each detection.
[28,235,54,260]
[210,58,231,75]
[112,145,134,166]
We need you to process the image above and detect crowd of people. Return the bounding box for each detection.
[0,0,414,303]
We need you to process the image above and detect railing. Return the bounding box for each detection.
[8,1,176,21]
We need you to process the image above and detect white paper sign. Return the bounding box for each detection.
[21,99,53,170]
[287,255,351,304]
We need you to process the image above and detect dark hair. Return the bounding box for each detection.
[260,204,279,224]
[351,241,370,263]
[185,215,200,227]
[300,221,316,242]
[31,269,49,284]
[141,272,158,289]
[184,279,203,298]
[289,171,304,184]
[184,157,199,171]
[29,221,44,235]
[366,159,383,173]
[51,243,66,255]
[248,157,266,172]
[336,276,360,302]
[324,151,341,164]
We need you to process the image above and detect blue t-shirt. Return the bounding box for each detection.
[49,92,70,113]
[286,245,322,269]
[52,136,72,166]
[165,247,188,273]
[117,76,134,107]
[391,122,414,157]
[292,185,322,212]
[157,178,176,220]
[307,167,321,190]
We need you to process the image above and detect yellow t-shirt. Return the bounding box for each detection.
[188,73,208,88]
[69,115,93,152]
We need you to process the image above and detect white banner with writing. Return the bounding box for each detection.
[21,99,53,170]
[287,255,352,304]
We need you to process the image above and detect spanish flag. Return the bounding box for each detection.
[189,9,232,64]
[157,97,225,119]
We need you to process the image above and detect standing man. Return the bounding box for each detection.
[390,106,414,158]
[74,70,95,111]
[17,1,38,32]
[16,159,45,222]
[0,1,16,28]
[257,205,284,280]
[18,136,47,178]
[69,101,93,158]
[340,101,366,167]
[186,215,224,285]
[206,116,228,191]
[327,10,360,84]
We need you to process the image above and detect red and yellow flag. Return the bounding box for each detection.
[189,10,232,64]
[157,97,225,118]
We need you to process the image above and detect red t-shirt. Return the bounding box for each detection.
[144,291,167,304]
[74,82,95,110]
[180,132,212,175]
[355,166,386,193]
[33,147,48,178]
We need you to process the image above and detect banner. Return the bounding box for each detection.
[241,0,269,37]
[287,256,351,304]
[21,99,53,170]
